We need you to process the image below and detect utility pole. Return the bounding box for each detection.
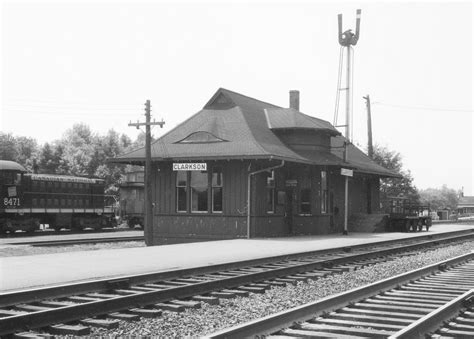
[364,95,374,159]
[129,100,165,246]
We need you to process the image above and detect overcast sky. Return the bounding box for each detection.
[1,1,473,195]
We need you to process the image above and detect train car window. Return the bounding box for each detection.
[54,181,60,189]
[54,199,59,206]
[40,198,45,207]
[32,198,37,206]
[40,181,46,189]
[85,199,90,206]
[47,198,52,206]
[176,171,188,212]
[61,182,66,189]
[191,170,208,212]
[67,182,72,189]
[137,172,144,182]
[67,199,72,206]
[61,199,66,206]
[78,199,83,207]
[14,173,22,184]
[137,189,144,201]
[212,167,223,213]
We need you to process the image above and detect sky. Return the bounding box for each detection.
[1,1,473,195]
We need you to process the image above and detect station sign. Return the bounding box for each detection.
[173,163,207,171]
[285,179,298,187]
[341,168,353,177]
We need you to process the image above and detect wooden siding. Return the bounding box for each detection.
[148,160,382,245]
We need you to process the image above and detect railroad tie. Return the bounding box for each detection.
[169,300,202,309]
[48,324,91,336]
[220,289,249,297]
[80,318,120,329]
[155,303,185,312]
[128,308,163,318]
[210,291,236,299]
[237,286,266,294]
[108,312,141,320]
[192,295,220,305]
[13,331,54,338]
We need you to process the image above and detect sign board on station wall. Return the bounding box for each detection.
[341,168,353,177]
[173,163,207,171]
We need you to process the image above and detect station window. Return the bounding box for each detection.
[321,171,328,213]
[212,167,223,212]
[191,171,208,212]
[176,171,188,212]
[300,188,311,214]
[176,166,224,213]
[266,171,275,213]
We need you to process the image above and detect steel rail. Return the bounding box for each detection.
[206,252,474,338]
[1,232,473,335]
[10,235,144,247]
[389,289,474,338]
[2,230,473,308]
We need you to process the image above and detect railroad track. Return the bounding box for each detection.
[1,231,473,337]
[208,252,474,338]
[0,227,140,239]
[6,235,145,247]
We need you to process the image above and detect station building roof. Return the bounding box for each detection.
[112,88,399,178]
[458,196,474,208]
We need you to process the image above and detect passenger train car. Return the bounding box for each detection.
[0,160,116,233]
[119,170,144,228]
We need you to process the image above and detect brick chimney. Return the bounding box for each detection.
[289,90,300,111]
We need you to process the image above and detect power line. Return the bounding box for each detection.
[372,102,474,112]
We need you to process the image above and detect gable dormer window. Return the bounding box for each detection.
[176,131,226,144]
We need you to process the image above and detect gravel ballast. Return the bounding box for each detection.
[89,241,474,337]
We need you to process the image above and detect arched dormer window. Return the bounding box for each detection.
[176,131,227,144]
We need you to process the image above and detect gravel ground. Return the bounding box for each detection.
[0,241,145,257]
[86,241,474,337]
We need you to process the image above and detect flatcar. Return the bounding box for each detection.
[0,160,116,233]
[118,170,144,228]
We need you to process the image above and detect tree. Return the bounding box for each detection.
[0,133,19,161]
[419,185,460,210]
[0,133,38,170]
[372,144,420,203]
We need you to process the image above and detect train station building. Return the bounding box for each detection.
[113,88,399,245]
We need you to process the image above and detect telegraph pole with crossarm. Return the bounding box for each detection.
[129,100,165,246]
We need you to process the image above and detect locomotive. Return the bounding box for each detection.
[0,160,116,233]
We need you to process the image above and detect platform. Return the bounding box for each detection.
[1,223,473,293]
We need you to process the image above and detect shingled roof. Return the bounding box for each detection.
[458,196,474,207]
[112,88,399,178]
